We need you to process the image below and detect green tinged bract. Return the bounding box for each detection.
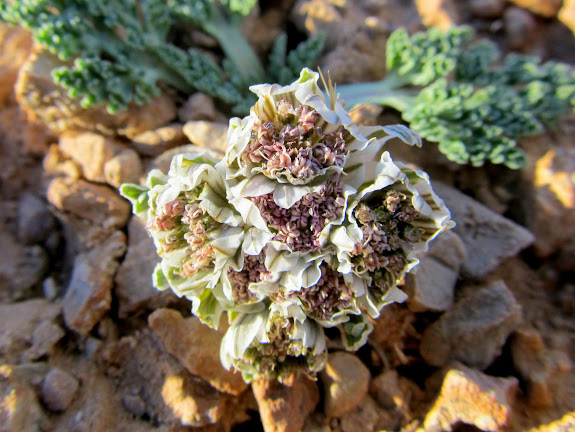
[121,69,453,382]
[337,26,575,169]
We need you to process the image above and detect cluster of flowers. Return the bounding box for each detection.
[121,69,453,383]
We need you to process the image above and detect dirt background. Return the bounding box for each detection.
[1,0,575,431]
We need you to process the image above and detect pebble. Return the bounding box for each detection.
[470,0,506,18]
[320,351,371,418]
[183,120,228,154]
[41,368,80,412]
[131,123,187,157]
[103,149,143,188]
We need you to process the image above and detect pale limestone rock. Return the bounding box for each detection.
[416,0,460,30]
[320,351,370,418]
[420,280,522,369]
[148,308,248,396]
[41,368,80,412]
[47,177,131,248]
[253,374,319,432]
[131,124,187,157]
[59,132,121,183]
[103,149,143,188]
[432,182,534,278]
[183,120,228,154]
[63,231,127,335]
[423,364,518,432]
[559,0,575,35]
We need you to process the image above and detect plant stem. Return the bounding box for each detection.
[202,5,265,87]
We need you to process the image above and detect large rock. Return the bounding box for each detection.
[115,217,173,317]
[405,231,466,312]
[420,280,522,369]
[423,364,518,432]
[0,299,61,363]
[63,231,127,335]
[47,177,131,249]
[320,351,371,418]
[16,49,176,137]
[253,374,319,432]
[433,182,535,278]
[148,308,248,396]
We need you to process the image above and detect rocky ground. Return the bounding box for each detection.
[1,1,575,431]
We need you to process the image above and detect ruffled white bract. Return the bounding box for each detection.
[121,68,453,383]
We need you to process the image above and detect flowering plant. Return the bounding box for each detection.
[121,68,453,382]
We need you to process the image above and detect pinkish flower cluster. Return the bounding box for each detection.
[227,252,272,303]
[241,101,347,182]
[249,178,345,252]
[293,265,353,321]
[351,189,424,288]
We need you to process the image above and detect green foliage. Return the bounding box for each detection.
[268,33,326,85]
[338,26,575,168]
[0,0,325,115]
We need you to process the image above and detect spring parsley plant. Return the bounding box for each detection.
[121,69,453,382]
[0,0,324,114]
[337,26,575,169]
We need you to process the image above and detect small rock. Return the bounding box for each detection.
[415,0,460,30]
[420,280,522,369]
[559,0,575,34]
[504,7,537,50]
[320,351,370,418]
[123,394,147,417]
[423,364,518,432]
[103,149,143,188]
[22,320,65,361]
[41,368,80,412]
[0,363,45,432]
[530,147,575,257]
[348,103,383,126]
[63,231,127,335]
[0,299,61,363]
[178,93,221,123]
[0,228,48,301]
[16,49,177,137]
[18,193,57,245]
[406,231,466,312]
[183,120,228,154]
[47,177,131,248]
[149,308,248,396]
[338,396,387,432]
[508,0,562,17]
[470,0,505,18]
[115,217,174,317]
[370,370,403,410]
[131,123,187,157]
[22,121,52,156]
[59,132,121,183]
[253,374,320,432]
[43,144,82,179]
[510,329,553,408]
[433,182,535,279]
